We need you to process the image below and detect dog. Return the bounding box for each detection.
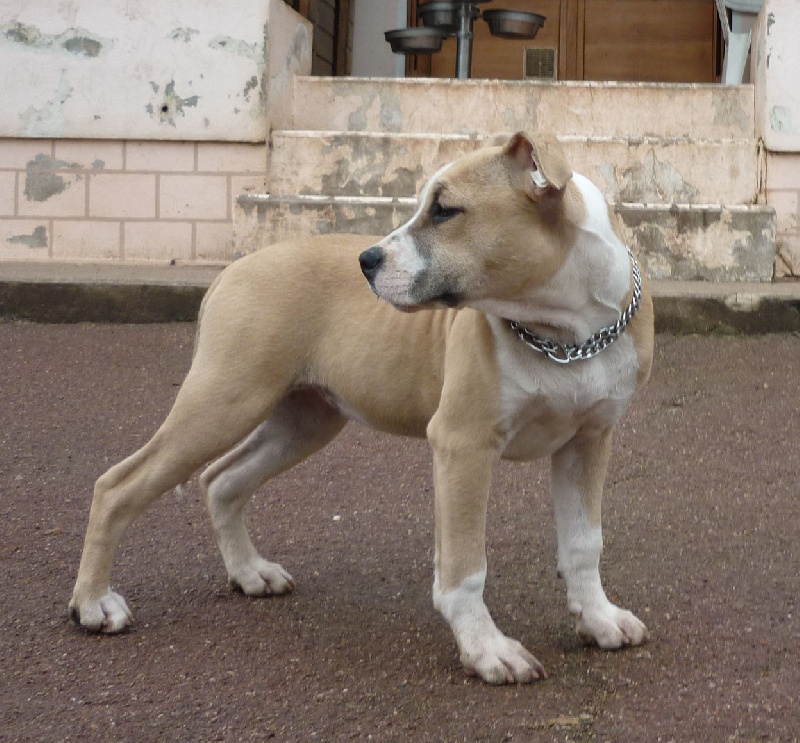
[70,132,654,685]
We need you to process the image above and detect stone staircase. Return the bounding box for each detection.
[235,77,777,282]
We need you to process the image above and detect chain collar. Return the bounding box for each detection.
[508,249,642,365]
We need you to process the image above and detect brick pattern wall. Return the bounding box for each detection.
[767,152,800,278]
[0,138,266,263]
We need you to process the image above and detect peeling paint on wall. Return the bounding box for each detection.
[209,35,261,62]
[2,21,112,57]
[770,105,796,134]
[168,27,199,43]
[23,154,81,202]
[345,87,405,133]
[0,0,304,141]
[243,76,259,101]
[18,71,73,137]
[7,225,47,248]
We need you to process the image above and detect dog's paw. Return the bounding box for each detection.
[69,589,133,633]
[460,630,547,685]
[228,558,295,597]
[574,603,649,649]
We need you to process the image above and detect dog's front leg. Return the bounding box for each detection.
[428,414,545,685]
[552,429,649,648]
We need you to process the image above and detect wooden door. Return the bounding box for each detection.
[582,0,717,82]
[405,0,717,82]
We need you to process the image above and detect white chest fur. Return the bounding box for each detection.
[491,318,639,462]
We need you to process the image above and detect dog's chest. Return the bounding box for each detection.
[497,335,638,461]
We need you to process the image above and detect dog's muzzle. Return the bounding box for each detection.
[359,246,384,285]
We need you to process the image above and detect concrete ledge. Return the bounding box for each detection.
[0,262,222,323]
[1,262,798,332]
[0,281,208,323]
[651,280,800,333]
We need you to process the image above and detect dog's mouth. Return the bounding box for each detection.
[432,292,462,309]
[381,291,463,314]
[362,253,464,312]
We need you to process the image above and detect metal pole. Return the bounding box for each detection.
[454,4,474,79]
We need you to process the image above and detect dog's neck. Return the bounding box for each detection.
[507,249,641,363]
[476,174,634,345]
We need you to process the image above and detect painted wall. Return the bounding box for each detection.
[753,0,800,152]
[351,0,406,78]
[0,0,312,264]
[0,0,310,142]
[752,0,800,276]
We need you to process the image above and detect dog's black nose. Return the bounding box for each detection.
[359,246,384,280]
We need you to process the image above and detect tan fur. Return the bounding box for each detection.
[70,132,654,686]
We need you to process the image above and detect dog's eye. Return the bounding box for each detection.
[430,199,463,225]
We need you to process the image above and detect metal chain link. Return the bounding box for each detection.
[509,249,642,365]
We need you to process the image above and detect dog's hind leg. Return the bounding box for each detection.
[200,388,346,597]
[69,363,290,633]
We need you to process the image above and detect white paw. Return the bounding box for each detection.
[459,628,547,685]
[70,589,133,633]
[228,558,294,597]
[435,570,546,684]
[575,603,649,649]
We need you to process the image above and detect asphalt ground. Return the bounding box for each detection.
[1,320,798,741]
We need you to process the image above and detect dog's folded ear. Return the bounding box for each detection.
[504,132,573,201]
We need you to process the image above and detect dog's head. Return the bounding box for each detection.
[359,132,576,314]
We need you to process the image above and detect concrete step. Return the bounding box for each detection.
[234,194,776,282]
[291,78,755,140]
[270,131,758,205]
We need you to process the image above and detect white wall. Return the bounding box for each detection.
[0,0,310,141]
[752,0,800,152]
[352,0,406,78]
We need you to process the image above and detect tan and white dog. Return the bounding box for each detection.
[70,132,653,685]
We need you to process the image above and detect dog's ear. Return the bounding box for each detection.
[504,132,572,201]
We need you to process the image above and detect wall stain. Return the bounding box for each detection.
[243,76,259,101]
[8,226,47,248]
[209,35,262,62]
[3,21,112,57]
[23,154,81,202]
[770,105,796,135]
[711,92,750,136]
[19,72,74,136]
[63,36,102,57]
[167,27,199,43]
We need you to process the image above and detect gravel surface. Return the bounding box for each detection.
[1,323,798,741]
